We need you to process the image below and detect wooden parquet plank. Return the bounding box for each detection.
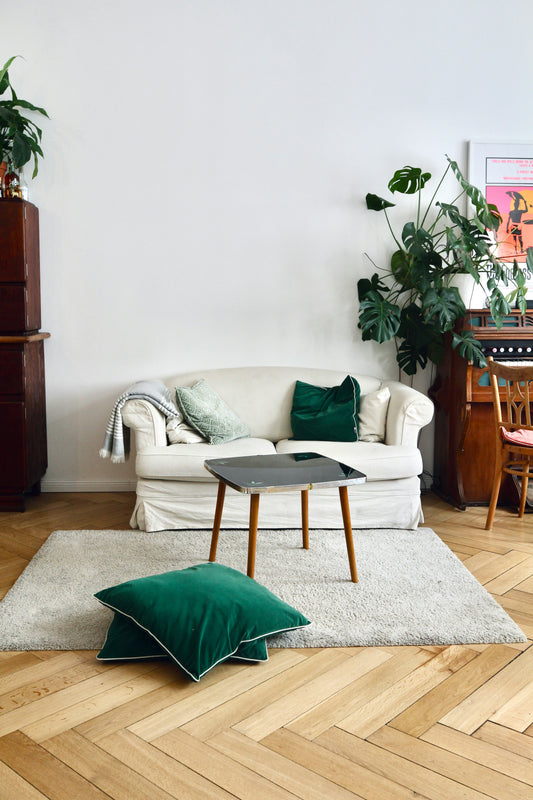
[231,647,391,742]
[366,724,533,800]
[128,648,326,742]
[484,556,533,595]
[22,662,181,743]
[42,729,178,800]
[474,720,533,760]
[0,759,51,800]
[0,730,109,800]
[489,677,533,732]
[209,728,364,800]
[440,644,533,734]
[390,645,517,737]
[185,647,390,742]
[263,727,434,800]
[462,550,531,585]
[98,729,237,800]
[0,651,92,699]
[0,656,108,714]
[285,647,432,741]
[336,645,476,739]
[154,727,306,800]
[317,726,497,800]
[0,659,169,738]
[421,722,533,785]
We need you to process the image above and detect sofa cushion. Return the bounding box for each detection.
[176,379,250,445]
[358,386,390,443]
[290,375,360,442]
[275,439,422,482]
[136,437,276,480]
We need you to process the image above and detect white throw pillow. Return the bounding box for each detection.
[358,386,390,442]
[166,416,206,444]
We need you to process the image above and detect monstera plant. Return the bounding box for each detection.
[0,55,48,177]
[357,155,533,376]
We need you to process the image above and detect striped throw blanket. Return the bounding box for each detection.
[100,380,179,463]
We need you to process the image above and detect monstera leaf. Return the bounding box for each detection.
[422,287,466,331]
[388,166,431,195]
[366,193,395,211]
[452,331,487,368]
[358,292,401,343]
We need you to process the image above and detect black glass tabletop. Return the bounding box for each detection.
[204,451,366,494]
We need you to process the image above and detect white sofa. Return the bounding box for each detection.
[122,366,434,532]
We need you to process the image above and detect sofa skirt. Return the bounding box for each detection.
[130,476,424,532]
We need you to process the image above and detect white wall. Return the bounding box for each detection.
[4,0,533,491]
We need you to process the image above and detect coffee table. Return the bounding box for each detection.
[204,452,366,582]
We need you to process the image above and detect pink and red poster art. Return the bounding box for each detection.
[471,148,533,263]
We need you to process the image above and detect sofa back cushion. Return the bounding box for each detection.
[166,367,382,442]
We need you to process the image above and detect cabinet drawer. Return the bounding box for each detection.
[0,285,28,332]
[0,349,24,394]
[0,402,25,486]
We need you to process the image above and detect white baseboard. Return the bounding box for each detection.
[41,480,137,492]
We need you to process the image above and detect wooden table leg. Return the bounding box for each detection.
[339,485,358,582]
[209,481,226,563]
[247,493,260,579]
[301,489,309,549]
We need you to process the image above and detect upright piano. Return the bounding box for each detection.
[430,309,533,509]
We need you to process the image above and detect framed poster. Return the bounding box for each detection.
[469,141,533,265]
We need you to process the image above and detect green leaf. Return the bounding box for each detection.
[388,166,431,195]
[358,293,401,343]
[422,287,466,331]
[489,289,512,328]
[357,273,388,302]
[11,131,32,167]
[452,331,487,367]
[0,55,19,96]
[390,249,414,289]
[366,192,395,211]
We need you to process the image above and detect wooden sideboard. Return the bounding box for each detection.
[0,199,50,510]
[430,309,533,509]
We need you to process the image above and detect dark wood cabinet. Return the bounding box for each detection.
[0,199,49,510]
[430,309,533,509]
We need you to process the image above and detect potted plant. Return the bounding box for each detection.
[357,155,533,376]
[0,55,49,197]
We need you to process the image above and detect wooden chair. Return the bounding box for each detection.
[485,356,533,530]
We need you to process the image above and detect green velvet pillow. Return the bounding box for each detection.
[290,375,361,442]
[94,563,309,681]
[175,379,250,445]
[97,611,269,663]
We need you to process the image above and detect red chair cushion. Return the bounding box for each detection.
[502,428,533,447]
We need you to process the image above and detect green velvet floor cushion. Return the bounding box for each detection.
[290,374,361,442]
[94,562,310,681]
[97,610,269,663]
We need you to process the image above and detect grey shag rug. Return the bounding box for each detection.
[0,527,526,651]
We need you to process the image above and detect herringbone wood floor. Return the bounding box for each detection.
[1,492,533,799]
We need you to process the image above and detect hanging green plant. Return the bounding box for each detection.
[0,55,49,178]
[358,155,533,376]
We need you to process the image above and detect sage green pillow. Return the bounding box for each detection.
[94,562,310,681]
[175,379,250,445]
[97,611,268,663]
[290,375,361,441]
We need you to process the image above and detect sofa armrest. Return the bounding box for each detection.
[382,380,434,447]
[121,399,168,452]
